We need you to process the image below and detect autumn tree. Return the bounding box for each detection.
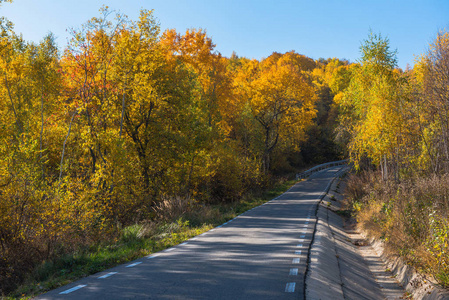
[417,30,449,173]
[26,34,60,179]
[235,52,317,174]
[301,58,351,163]
[336,32,416,180]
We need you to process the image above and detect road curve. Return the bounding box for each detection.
[37,166,344,300]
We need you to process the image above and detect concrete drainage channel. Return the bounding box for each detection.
[305,166,348,300]
[304,167,449,300]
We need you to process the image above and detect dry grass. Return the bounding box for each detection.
[152,195,191,221]
[345,170,449,287]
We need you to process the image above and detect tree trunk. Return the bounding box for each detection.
[59,109,77,187]
[40,85,45,180]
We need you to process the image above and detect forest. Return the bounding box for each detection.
[1,4,449,297]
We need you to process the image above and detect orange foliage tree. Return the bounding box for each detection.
[234,52,317,173]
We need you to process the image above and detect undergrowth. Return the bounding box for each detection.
[5,177,297,299]
[344,170,449,288]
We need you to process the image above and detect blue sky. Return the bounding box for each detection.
[1,0,448,69]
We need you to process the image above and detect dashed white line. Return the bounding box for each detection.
[59,285,86,294]
[292,258,300,264]
[147,254,160,259]
[126,262,142,268]
[164,248,175,252]
[299,239,305,243]
[289,268,299,275]
[285,282,296,292]
[295,250,302,255]
[98,272,117,279]
[180,242,189,246]
[297,244,303,247]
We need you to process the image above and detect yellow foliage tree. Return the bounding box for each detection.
[235,52,317,173]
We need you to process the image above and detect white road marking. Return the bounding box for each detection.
[295,250,302,255]
[147,254,160,259]
[209,229,215,232]
[292,258,300,264]
[126,262,142,268]
[297,244,303,247]
[164,248,175,252]
[98,272,117,279]
[180,242,189,246]
[59,285,86,294]
[285,282,296,292]
[289,268,299,275]
[302,224,308,228]
[299,239,305,242]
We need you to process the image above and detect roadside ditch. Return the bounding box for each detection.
[305,169,449,299]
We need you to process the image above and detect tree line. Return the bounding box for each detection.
[335,30,449,178]
[1,7,342,292]
[337,31,449,287]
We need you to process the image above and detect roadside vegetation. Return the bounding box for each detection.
[6,178,297,299]
[345,171,449,287]
[338,31,449,288]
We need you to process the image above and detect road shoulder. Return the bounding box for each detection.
[306,171,406,300]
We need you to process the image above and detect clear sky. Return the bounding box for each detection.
[1,0,448,69]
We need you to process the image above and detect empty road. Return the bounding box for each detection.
[38,166,344,300]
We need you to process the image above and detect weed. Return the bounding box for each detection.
[336,210,352,218]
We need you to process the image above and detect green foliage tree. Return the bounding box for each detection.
[337,32,406,179]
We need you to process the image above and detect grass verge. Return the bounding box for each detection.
[7,178,298,299]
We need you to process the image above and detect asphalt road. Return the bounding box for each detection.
[37,166,344,300]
